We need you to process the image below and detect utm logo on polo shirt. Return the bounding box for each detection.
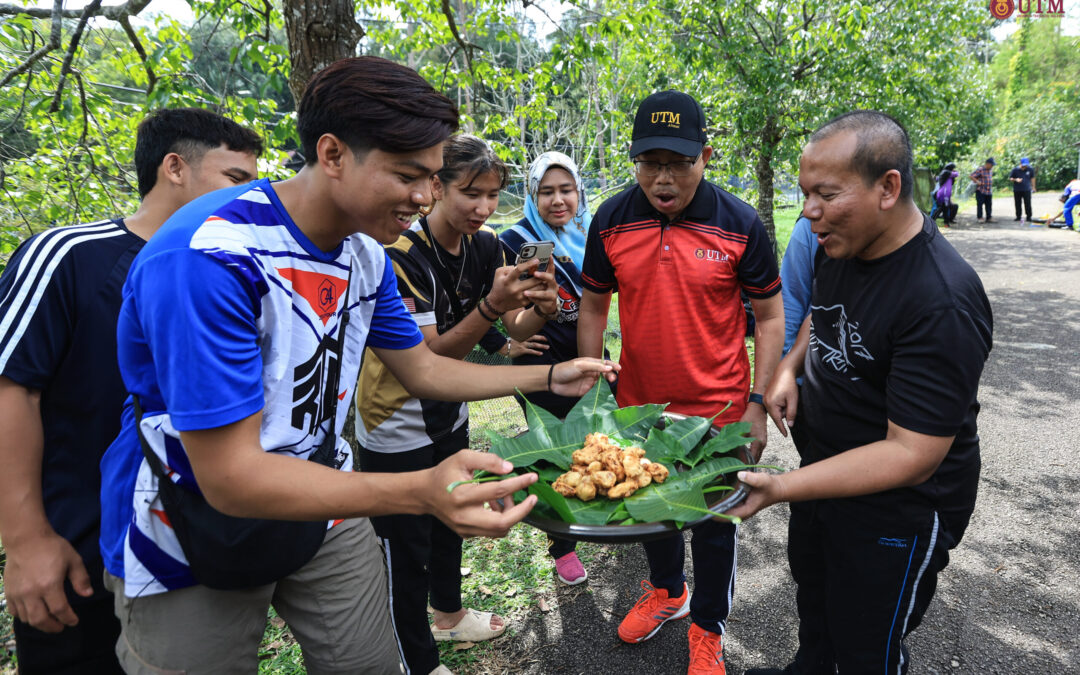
[695,248,729,263]
[651,111,680,127]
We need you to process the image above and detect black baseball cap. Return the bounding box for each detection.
[985,157,995,165]
[629,90,708,158]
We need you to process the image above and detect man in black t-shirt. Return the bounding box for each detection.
[1009,157,1036,222]
[732,111,992,675]
[0,109,261,674]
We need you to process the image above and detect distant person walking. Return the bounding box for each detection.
[969,157,995,223]
[1010,157,1036,222]
[934,162,959,225]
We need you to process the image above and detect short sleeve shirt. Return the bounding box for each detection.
[0,219,141,566]
[800,216,992,517]
[582,181,780,425]
[98,179,422,596]
[355,219,503,452]
[1010,166,1036,192]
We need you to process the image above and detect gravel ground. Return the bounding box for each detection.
[479,212,1080,674]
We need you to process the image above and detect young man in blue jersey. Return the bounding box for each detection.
[0,108,261,674]
[97,56,616,674]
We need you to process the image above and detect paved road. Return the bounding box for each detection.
[485,214,1080,674]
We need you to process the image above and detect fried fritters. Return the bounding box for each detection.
[552,434,667,501]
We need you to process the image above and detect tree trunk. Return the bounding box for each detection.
[754,116,780,253]
[283,0,364,107]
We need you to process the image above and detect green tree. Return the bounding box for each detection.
[963,96,1080,191]
[670,0,994,241]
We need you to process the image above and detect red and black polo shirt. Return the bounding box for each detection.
[582,180,780,425]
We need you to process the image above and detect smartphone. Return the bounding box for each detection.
[515,240,555,280]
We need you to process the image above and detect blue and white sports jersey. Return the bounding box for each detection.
[99,179,422,596]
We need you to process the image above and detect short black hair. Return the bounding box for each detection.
[809,110,914,200]
[135,108,264,198]
[297,56,459,164]
[436,135,508,189]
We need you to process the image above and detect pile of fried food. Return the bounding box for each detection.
[552,432,670,501]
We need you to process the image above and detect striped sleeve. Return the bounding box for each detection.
[0,221,125,388]
[737,214,782,299]
[581,207,617,293]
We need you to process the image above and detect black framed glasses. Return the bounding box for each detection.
[633,155,701,177]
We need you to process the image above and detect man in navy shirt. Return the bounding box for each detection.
[734,111,992,675]
[0,108,261,674]
[1009,157,1036,222]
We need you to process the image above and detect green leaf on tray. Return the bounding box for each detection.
[563,377,618,424]
[662,414,717,455]
[687,421,754,466]
[599,403,667,442]
[644,427,688,465]
[528,481,576,523]
[493,380,768,529]
[623,472,711,523]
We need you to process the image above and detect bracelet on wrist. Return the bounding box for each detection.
[748,392,764,406]
[476,302,498,322]
[533,304,556,320]
[482,296,505,317]
[547,363,555,392]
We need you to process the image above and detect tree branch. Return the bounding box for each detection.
[440,0,481,82]
[0,0,61,89]
[49,0,103,113]
[0,0,152,22]
[0,0,154,90]
[118,15,156,93]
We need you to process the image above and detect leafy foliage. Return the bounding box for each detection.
[489,380,754,527]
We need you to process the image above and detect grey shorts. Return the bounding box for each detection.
[105,518,401,674]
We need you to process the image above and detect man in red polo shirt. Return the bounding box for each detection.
[578,90,784,675]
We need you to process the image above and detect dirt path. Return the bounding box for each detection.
[478,213,1080,674]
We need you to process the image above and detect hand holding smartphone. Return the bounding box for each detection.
[515,240,555,280]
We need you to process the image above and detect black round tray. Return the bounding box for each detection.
[520,413,754,543]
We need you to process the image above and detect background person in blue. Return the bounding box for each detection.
[779,215,818,359]
[500,151,594,586]
[1045,178,1080,231]
[96,56,616,674]
[735,111,992,675]
[0,108,261,675]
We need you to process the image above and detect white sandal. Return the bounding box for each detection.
[430,608,506,642]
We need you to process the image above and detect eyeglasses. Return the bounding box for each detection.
[633,155,701,177]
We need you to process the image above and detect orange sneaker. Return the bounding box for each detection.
[687,623,726,674]
[617,580,690,643]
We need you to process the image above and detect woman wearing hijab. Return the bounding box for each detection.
[500,152,595,586]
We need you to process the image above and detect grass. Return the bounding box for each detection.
[1,549,13,674]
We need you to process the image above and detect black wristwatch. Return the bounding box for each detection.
[748,393,764,406]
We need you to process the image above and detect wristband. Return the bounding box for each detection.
[482,296,505,317]
[533,304,556,320]
[476,302,498,322]
[748,392,764,406]
[547,363,555,392]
